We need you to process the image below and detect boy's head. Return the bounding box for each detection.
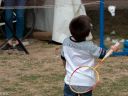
[69,15,91,42]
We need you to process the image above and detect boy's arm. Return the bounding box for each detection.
[61,56,66,67]
[88,42,106,59]
[99,42,119,59]
[89,41,119,60]
[98,48,106,59]
[61,46,66,67]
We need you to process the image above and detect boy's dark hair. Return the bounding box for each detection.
[69,15,91,42]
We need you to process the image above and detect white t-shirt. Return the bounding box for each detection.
[61,37,106,86]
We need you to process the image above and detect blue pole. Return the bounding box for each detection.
[100,0,105,48]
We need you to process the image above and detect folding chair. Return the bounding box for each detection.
[0,0,29,54]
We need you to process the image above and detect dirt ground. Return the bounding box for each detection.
[0,39,127,96]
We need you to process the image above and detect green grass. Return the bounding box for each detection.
[20,74,42,82]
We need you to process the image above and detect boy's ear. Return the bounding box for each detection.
[86,31,93,41]
[85,23,93,41]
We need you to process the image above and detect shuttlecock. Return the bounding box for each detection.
[108,5,116,16]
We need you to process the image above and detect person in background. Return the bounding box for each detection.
[1,0,26,51]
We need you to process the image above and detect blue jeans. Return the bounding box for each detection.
[4,0,26,39]
[64,84,92,96]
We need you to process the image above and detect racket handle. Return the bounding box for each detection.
[101,42,120,61]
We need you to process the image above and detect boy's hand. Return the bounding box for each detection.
[111,46,119,52]
[101,42,120,61]
[110,42,120,52]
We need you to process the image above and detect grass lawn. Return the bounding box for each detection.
[0,40,128,96]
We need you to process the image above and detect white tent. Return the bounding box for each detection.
[52,0,86,43]
[32,0,93,43]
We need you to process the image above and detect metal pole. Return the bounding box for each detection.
[100,0,105,48]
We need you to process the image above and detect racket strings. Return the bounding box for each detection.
[69,66,99,93]
[70,85,93,93]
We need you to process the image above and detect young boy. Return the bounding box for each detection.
[61,15,118,96]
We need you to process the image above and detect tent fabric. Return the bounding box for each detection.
[34,8,54,33]
[52,0,87,43]
[32,0,93,43]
